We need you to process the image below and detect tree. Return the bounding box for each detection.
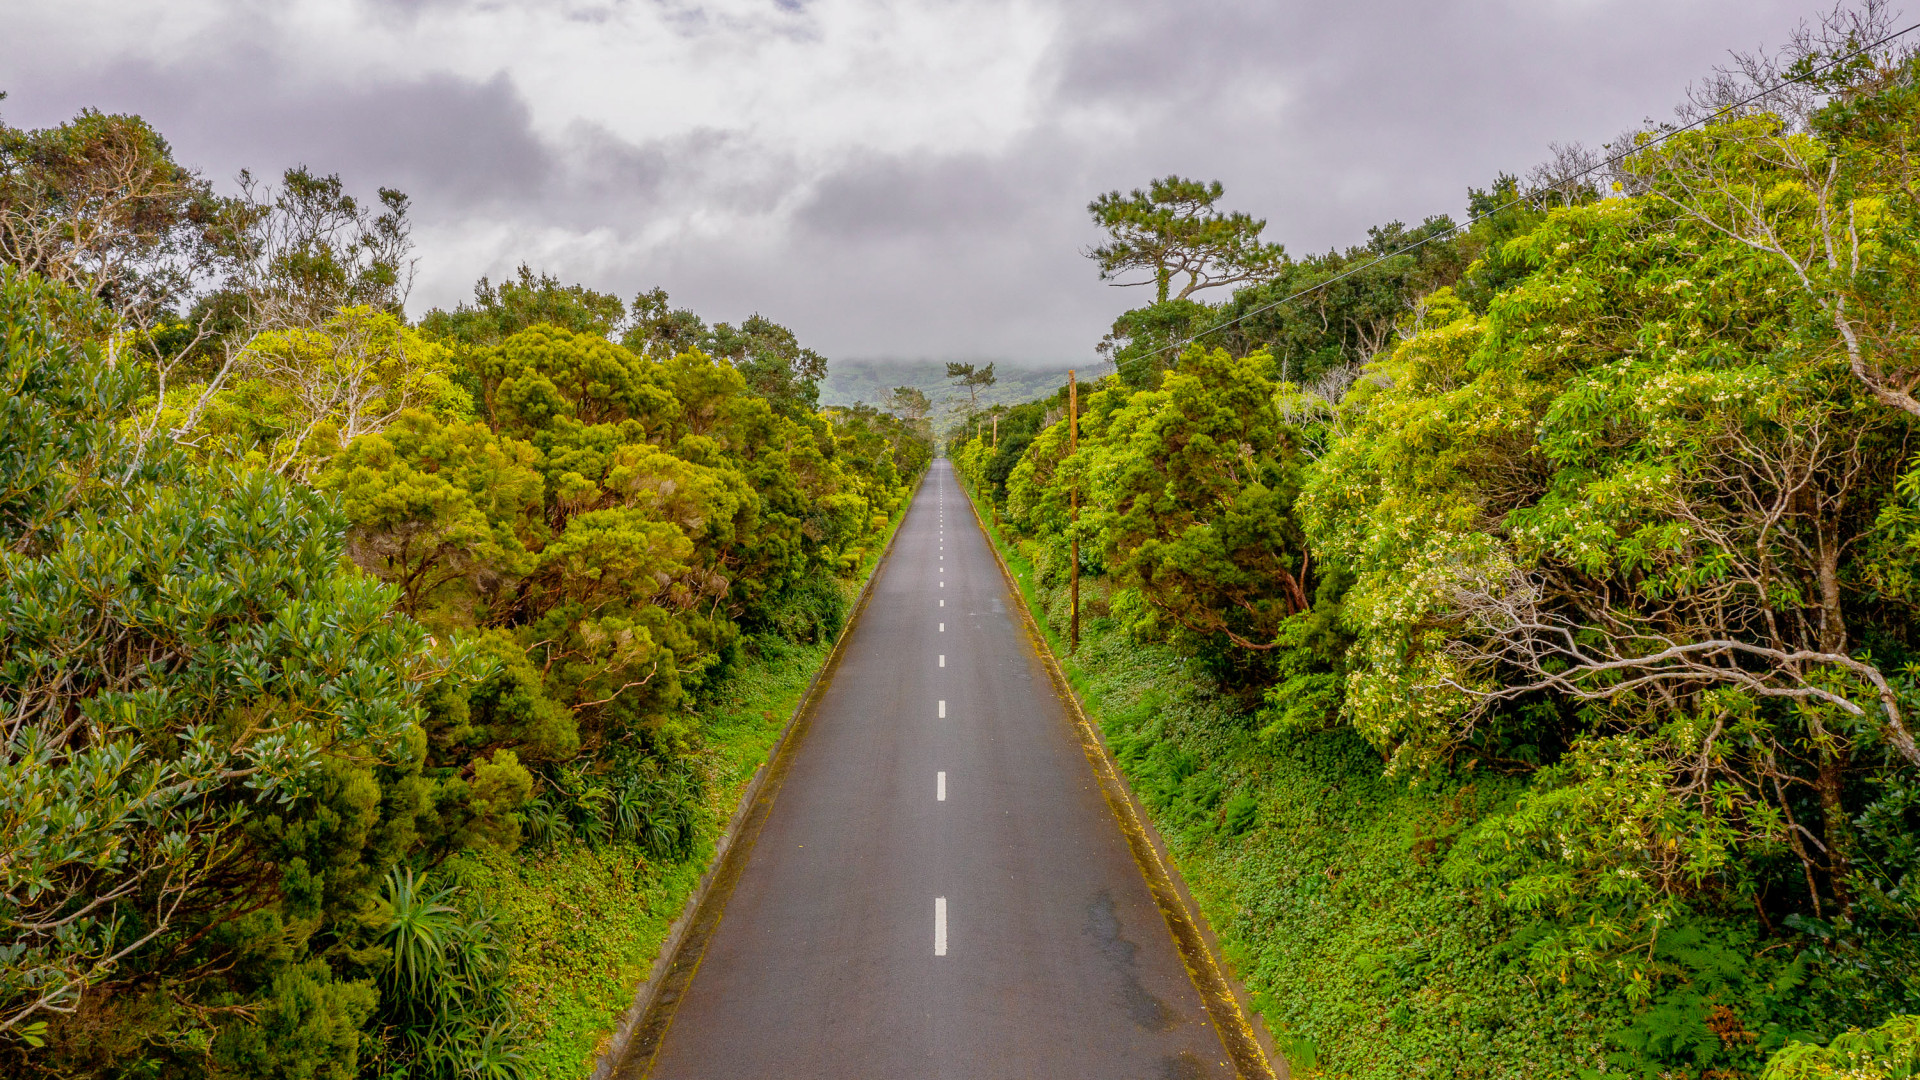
[232,307,467,474]
[1094,299,1213,390]
[0,108,228,326]
[142,165,419,463]
[623,286,709,358]
[619,287,827,418]
[1086,176,1286,304]
[232,165,414,324]
[138,305,468,479]
[0,269,465,1051]
[945,361,996,411]
[0,266,131,554]
[1000,349,1313,663]
[1204,216,1468,390]
[0,108,425,467]
[469,323,676,438]
[1302,184,1919,958]
[1092,346,1312,655]
[883,385,931,423]
[705,313,828,418]
[1634,7,1920,420]
[0,107,247,462]
[319,410,544,617]
[420,264,626,346]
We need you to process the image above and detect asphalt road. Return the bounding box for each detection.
[637,460,1235,1080]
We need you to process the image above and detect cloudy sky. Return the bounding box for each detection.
[2,0,1827,365]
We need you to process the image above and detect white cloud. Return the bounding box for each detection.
[0,0,1833,363]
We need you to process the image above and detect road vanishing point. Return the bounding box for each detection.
[617,460,1251,1080]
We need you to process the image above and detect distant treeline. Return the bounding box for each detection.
[820,358,1074,414]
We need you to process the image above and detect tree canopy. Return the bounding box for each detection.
[944,361,996,411]
[1086,175,1287,305]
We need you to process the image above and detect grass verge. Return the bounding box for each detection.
[957,478,1625,1080]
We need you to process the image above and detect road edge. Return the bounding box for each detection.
[591,469,926,1080]
[959,474,1282,1080]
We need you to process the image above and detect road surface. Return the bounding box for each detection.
[626,460,1238,1080]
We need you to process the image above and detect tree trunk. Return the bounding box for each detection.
[1814,535,1855,914]
[1818,749,1855,916]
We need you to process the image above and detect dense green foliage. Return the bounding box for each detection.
[0,98,927,1077]
[437,583,880,1080]
[976,552,1625,1076]
[21,7,1920,1077]
[954,40,1920,1079]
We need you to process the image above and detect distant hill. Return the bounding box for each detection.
[821,359,1081,415]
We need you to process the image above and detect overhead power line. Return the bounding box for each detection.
[1106,19,1920,378]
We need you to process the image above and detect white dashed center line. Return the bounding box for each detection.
[934,898,947,956]
[938,700,946,718]
[939,655,946,667]
[937,771,946,801]
[939,622,944,632]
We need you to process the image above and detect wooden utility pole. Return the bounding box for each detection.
[989,416,1001,526]
[1068,369,1079,654]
